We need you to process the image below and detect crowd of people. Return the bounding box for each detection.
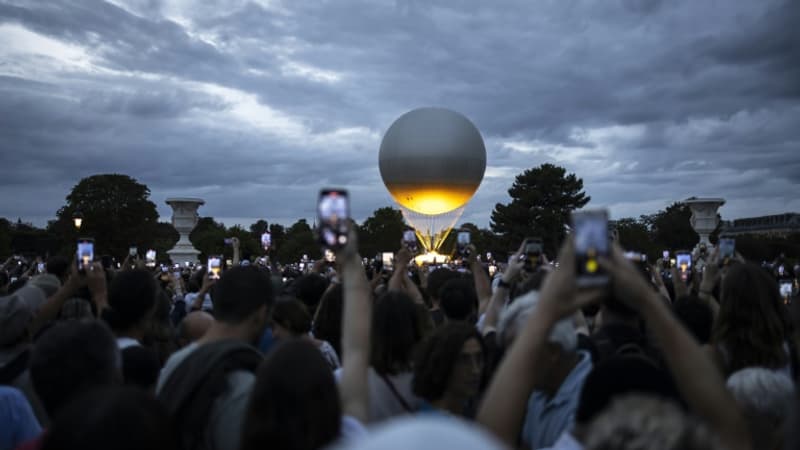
[1,221,798,450]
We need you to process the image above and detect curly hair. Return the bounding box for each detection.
[712,263,795,375]
[412,322,485,402]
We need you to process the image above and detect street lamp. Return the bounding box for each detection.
[73,212,83,230]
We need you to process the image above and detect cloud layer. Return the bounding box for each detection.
[1,0,798,229]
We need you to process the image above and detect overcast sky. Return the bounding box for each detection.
[1,0,798,230]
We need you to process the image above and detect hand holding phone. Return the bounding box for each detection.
[572,210,609,287]
[208,256,222,280]
[456,230,471,257]
[77,238,95,273]
[318,189,349,249]
[403,229,418,254]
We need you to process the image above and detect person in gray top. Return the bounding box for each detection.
[157,266,273,450]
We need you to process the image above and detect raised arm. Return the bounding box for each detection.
[482,244,525,336]
[468,245,493,316]
[338,226,372,423]
[600,244,750,450]
[477,239,599,446]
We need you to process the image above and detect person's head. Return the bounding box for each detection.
[59,297,94,321]
[412,323,485,413]
[0,292,33,361]
[584,395,721,450]
[673,295,714,345]
[176,311,214,348]
[211,266,274,342]
[727,368,795,450]
[120,346,161,392]
[28,273,61,298]
[427,268,459,304]
[271,299,312,340]
[241,339,340,450]
[312,283,343,357]
[714,262,792,373]
[292,274,329,315]
[498,290,578,392]
[30,319,120,417]
[574,356,682,438]
[371,291,424,376]
[103,269,158,334]
[46,256,71,283]
[42,386,176,450]
[439,278,478,323]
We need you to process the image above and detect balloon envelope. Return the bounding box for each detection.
[379,107,486,215]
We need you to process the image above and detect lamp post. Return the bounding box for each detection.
[73,212,83,231]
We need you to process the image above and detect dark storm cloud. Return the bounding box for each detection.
[1,0,799,228]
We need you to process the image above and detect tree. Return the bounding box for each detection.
[359,207,406,258]
[275,219,318,264]
[612,218,657,258]
[190,217,228,261]
[640,203,698,252]
[490,164,590,256]
[54,174,159,258]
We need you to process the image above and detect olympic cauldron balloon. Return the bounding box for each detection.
[379,107,487,216]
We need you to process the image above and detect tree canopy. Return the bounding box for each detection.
[54,174,161,258]
[491,163,590,255]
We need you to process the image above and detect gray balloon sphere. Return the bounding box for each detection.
[379,107,487,215]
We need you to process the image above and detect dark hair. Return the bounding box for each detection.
[143,289,176,366]
[713,263,794,374]
[120,346,161,390]
[427,268,459,300]
[272,299,312,335]
[30,320,120,416]
[673,295,713,345]
[42,386,176,450]
[241,340,341,450]
[371,291,423,375]
[211,266,274,324]
[292,274,329,314]
[439,278,478,322]
[575,356,683,425]
[412,322,484,402]
[312,284,343,357]
[46,256,71,280]
[103,270,158,332]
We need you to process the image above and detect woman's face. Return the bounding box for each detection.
[448,337,484,399]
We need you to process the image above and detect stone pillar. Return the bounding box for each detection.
[166,198,205,265]
[684,197,725,246]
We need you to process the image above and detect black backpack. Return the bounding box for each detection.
[157,340,262,450]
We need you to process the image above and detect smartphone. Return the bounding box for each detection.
[77,238,94,272]
[208,256,222,279]
[145,249,156,268]
[488,264,497,277]
[718,237,735,262]
[523,237,543,271]
[778,265,785,276]
[318,189,349,249]
[662,250,669,260]
[676,252,692,281]
[403,229,418,254]
[224,238,233,245]
[161,265,168,273]
[779,281,792,299]
[456,229,471,257]
[324,249,336,263]
[382,252,394,272]
[572,210,609,287]
[37,262,46,273]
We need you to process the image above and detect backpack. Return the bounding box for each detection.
[157,340,262,450]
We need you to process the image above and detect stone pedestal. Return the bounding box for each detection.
[166,198,204,265]
[684,197,725,246]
